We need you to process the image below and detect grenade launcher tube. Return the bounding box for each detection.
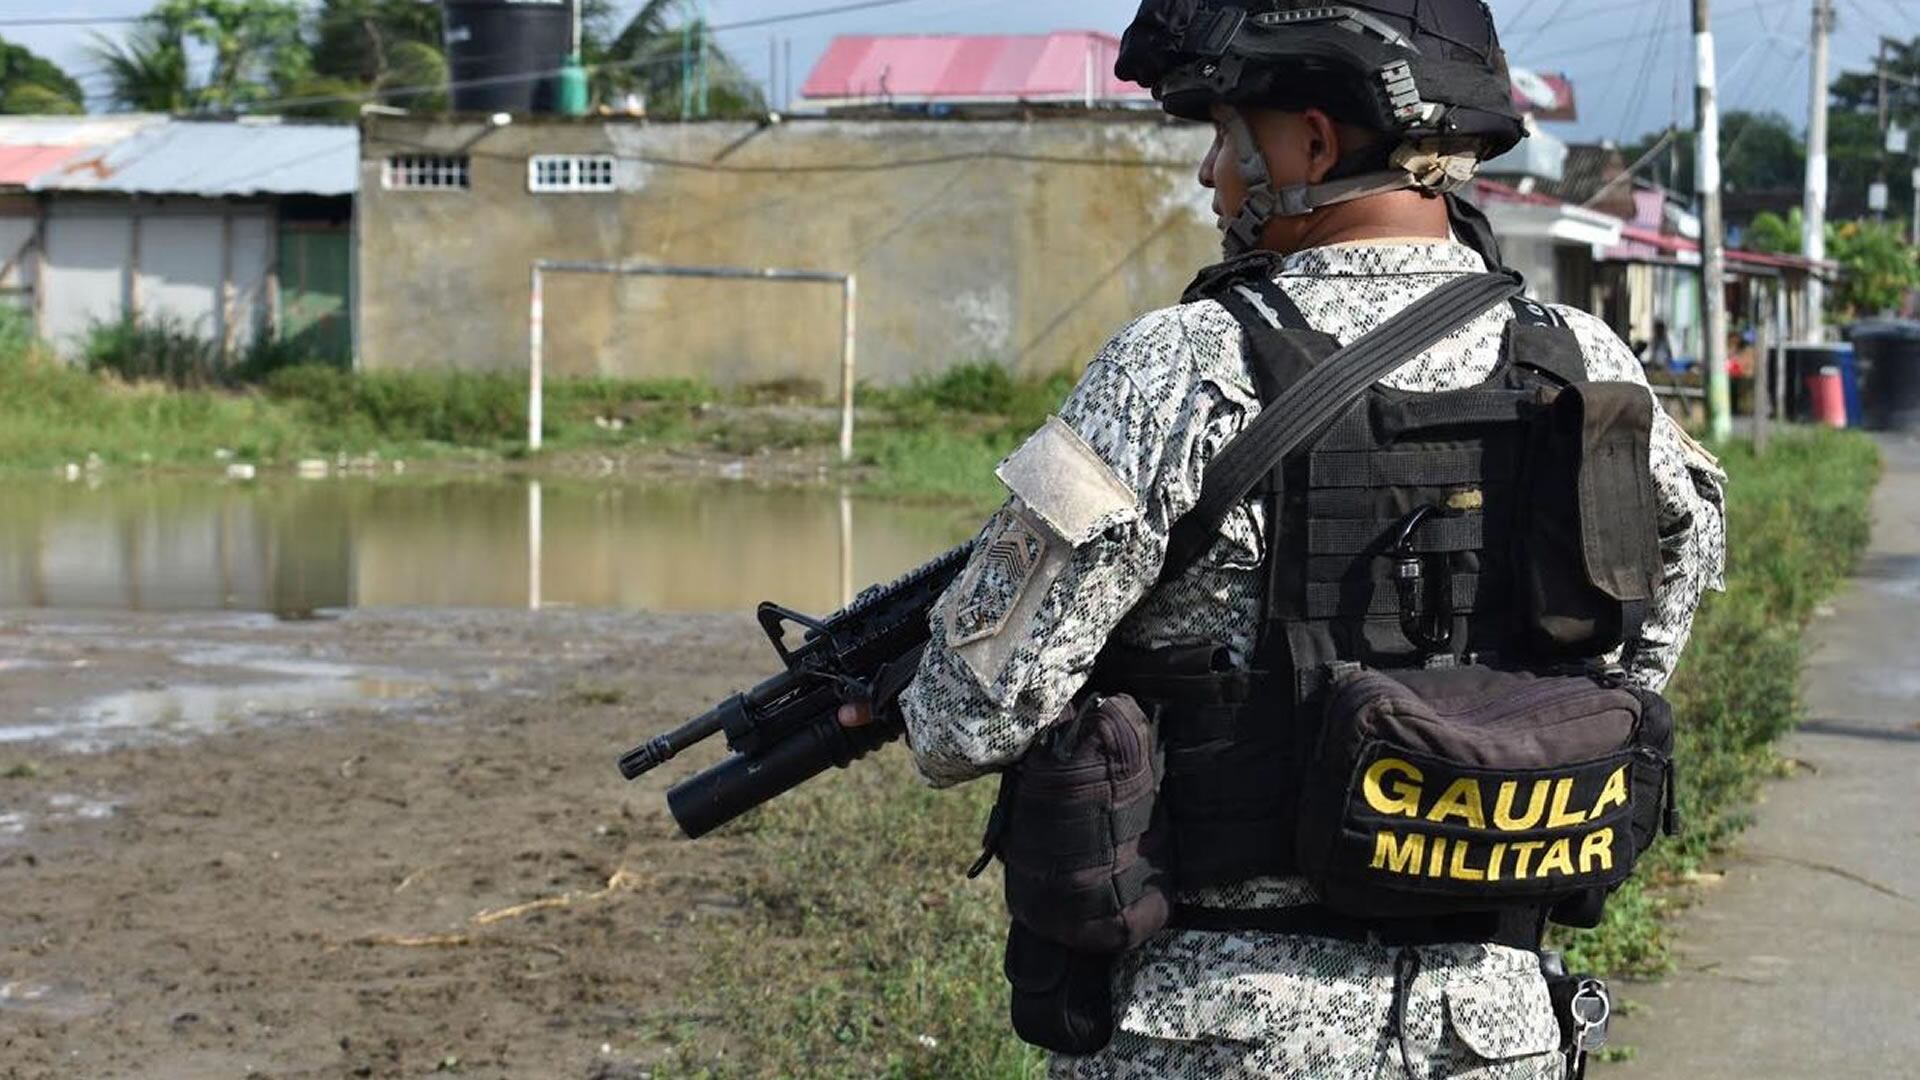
[666,712,904,838]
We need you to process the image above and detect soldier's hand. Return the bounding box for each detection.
[837,702,875,728]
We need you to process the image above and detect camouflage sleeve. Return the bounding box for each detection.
[1556,307,1729,692]
[896,307,1227,787]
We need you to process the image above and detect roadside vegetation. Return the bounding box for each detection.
[649,428,1879,1079]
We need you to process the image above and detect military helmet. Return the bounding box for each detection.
[1116,0,1523,153]
[1115,1,1525,253]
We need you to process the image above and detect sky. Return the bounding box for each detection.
[2,0,1906,146]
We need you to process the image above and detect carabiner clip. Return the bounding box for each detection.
[1387,504,1454,655]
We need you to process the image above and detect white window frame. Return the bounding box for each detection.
[382,154,471,192]
[527,154,618,194]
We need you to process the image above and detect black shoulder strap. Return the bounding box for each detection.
[1503,295,1588,387]
[1160,271,1525,584]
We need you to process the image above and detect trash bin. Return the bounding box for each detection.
[1782,343,1853,422]
[1849,320,1920,432]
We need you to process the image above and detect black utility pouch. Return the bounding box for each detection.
[1004,920,1114,1055]
[1294,666,1676,920]
[1520,382,1662,659]
[975,694,1171,1056]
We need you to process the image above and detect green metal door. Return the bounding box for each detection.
[278,226,351,364]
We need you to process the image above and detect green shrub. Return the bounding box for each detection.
[84,315,226,387]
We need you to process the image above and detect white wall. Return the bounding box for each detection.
[39,196,274,357]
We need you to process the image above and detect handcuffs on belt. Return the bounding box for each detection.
[1540,950,1612,1079]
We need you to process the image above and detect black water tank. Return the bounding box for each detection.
[443,0,572,114]
[1851,320,1920,432]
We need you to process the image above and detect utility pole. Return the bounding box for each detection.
[1803,0,1833,342]
[1877,37,1891,221]
[1695,0,1732,441]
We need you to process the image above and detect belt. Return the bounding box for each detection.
[1170,902,1545,951]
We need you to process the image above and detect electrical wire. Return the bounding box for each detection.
[104,0,943,117]
[375,129,1192,174]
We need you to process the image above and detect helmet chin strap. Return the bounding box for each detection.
[1218,110,1477,256]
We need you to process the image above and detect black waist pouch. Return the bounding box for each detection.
[974,694,1171,1055]
[1294,665,1675,922]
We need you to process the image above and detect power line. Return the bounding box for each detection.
[0,14,144,28]
[118,0,940,116]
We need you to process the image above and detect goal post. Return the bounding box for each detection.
[527,259,858,460]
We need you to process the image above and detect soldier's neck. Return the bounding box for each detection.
[1282,194,1451,254]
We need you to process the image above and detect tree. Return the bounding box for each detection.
[587,0,764,118]
[0,36,85,115]
[91,19,192,112]
[1827,219,1920,319]
[1621,111,1805,197]
[93,0,309,114]
[1826,36,1918,221]
[291,0,445,117]
[1745,209,1803,255]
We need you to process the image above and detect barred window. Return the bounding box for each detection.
[383,154,471,191]
[528,154,617,193]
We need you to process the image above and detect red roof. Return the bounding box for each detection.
[0,145,82,187]
[801,32,1149,103]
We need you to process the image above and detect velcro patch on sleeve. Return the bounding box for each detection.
[945,504,1071,688]
[995,416,1139,546]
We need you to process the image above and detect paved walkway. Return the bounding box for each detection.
[1599,434,1920,1078]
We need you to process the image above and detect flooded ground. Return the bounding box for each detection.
[0,606,777,1078]
[0,475,984,1077]
[0,473,976,617]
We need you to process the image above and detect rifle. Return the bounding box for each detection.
[617,542,973,838]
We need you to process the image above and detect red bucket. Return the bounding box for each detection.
[1808,366,1848,429]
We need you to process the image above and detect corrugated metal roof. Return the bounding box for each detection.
[0,146,83,187]
[801,32,1149,103]
[0,115,165,148]
[31,120,357,197]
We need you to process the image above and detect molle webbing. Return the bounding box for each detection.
[1159,271,1526,584]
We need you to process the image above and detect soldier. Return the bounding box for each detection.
[844,1,1726,1076]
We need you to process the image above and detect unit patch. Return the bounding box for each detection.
[1339,748,1639,893]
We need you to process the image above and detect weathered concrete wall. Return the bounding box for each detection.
[357,116,1217,386]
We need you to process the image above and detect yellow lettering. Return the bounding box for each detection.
[1590,767,1630,816]
[1493,780,1549,831]
[1363,758,1425,818]
[1579,828,1616,874]
[1425,778,1487,828]
[1510,840,1544,879]
[1486,842,1508,882]
[1547,778,1588,829]
[1448,840,1487,881]
[1371,831,1426,875]
[1428,836,1449,878]
[1538,838,1576,877]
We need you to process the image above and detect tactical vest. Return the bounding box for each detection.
[1090,255,1673,928]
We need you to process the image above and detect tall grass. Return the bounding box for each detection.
[658,429,1880,1077]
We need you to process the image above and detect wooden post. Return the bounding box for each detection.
[127,197,142,322]
[1753,280,1772,454]
[29,194,46,342]
[220,210,237,360]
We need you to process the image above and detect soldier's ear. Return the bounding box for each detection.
[1300,108,1341,184]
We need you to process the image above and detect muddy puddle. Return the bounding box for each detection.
[0,474,974,617]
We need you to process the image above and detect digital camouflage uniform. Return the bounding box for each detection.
[898,239,1728,1080]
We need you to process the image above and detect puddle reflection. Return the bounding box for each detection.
[0,476,975,616]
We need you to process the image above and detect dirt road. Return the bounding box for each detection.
[0,608,767,1079]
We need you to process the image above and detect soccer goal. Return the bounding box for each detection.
[527,259,859,459]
